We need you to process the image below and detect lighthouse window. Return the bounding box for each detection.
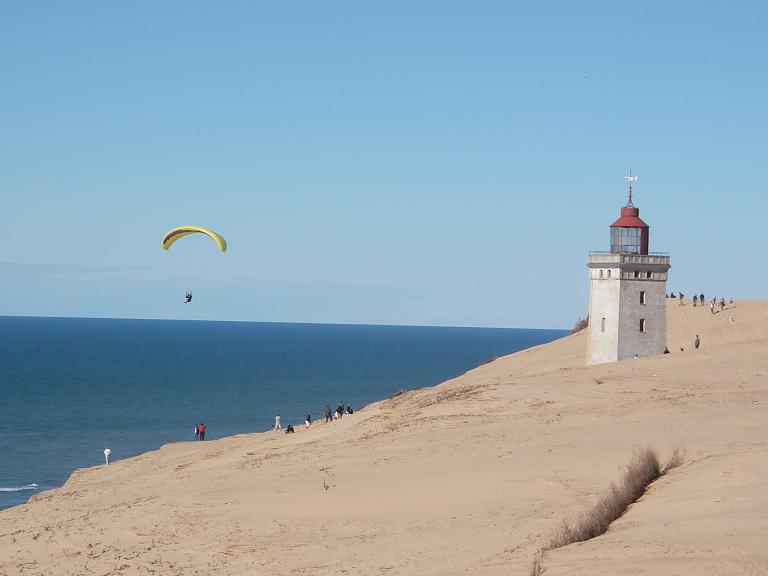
[646,271,652,279]
[601,317,606,332]
[640,291,646,305]
[640,319,646,332]
[633,271,640,278]
[607,270,611,278]
[599,269,604,278]
[611,227,642,254]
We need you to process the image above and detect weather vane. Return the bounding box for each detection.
[624,169,638,206]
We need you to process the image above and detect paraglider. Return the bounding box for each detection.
[161,226,227,252]
[162,226,227,304]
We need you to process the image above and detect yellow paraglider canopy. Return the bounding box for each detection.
[161,226,227,252]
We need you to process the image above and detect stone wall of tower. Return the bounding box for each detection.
[587,267,621,365]
[616,277,668,361]
[587,253,670,366]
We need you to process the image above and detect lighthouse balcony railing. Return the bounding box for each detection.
[588,252,670,266]
[589,251,669,256]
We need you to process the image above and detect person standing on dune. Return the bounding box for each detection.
[103,447,111,465]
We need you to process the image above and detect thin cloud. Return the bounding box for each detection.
[0,261,152,279]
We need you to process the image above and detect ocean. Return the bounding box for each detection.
[0,316,567,510]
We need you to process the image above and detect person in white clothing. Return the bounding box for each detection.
[274,414,281,431]
[103,447,111,465]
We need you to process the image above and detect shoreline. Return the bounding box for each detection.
[0,322,568,513]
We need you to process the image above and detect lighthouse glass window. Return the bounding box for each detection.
[611,227,642,254]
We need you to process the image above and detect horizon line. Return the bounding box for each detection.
[0,313,570,332]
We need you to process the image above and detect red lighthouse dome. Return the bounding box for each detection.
[610,176,649,255]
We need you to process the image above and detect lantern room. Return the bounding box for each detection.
[609,177,649,255]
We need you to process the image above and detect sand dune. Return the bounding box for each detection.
[1,300,766,575]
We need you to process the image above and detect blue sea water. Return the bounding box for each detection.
[0,316,567,510]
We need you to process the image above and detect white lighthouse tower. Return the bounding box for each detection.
[587,175,671,366]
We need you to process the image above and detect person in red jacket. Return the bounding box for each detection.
[198,423,206,441]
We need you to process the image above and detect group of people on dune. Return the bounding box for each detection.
[273,401,354,434]
[669,292,732,314]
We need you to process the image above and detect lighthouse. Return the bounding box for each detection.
[587,175,671,366]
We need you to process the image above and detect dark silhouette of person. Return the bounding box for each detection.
[185,292,192,303]
[694,335,700,349]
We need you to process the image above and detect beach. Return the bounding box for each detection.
[1,300,766,575]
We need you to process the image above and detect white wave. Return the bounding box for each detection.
[0,483,39,492]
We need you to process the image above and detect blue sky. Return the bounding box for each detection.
[1,1,766,328]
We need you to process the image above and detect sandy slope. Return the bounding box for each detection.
[1,301,766,575]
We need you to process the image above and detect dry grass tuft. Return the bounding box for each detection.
[662,447,685,474]
[547,447,661,549]
[529,447,684,572]
[572,315,589,333]
[414,385,484,408]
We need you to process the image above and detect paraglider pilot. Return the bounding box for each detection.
[184,292,192,303]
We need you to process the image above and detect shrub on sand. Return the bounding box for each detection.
[529,447,685,573]
[572,316,589,333]
[546,446,683,550]
[662,447,685,474]
[548,447,659,548]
